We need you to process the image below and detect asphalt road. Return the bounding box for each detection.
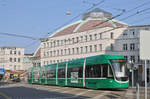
[0,82,149,99]
[0,86,88,99]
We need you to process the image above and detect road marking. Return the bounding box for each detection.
[0,91,10,99]
[125,89,134,98]
[61,88,77,93]
[92,91,111,99]
[75,89,93,96]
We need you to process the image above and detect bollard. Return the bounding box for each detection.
[136,83,140,99]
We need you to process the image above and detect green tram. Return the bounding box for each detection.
[27,54,129,89]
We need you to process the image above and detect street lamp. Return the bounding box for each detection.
[129,60,134,87]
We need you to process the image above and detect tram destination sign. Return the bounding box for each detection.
[140,30,150,60]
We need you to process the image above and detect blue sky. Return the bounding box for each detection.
[0,0,150,54]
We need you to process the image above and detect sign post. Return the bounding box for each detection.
[145,60,147,99]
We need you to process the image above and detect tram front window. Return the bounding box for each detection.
[111,59,128,81]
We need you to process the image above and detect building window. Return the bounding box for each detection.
[123,44,128,51]
[54,41,56,47]
[57,50,59,56]
[124,56,128,62]
[57,60,59,63]
[18,51,21,55]
[64,39,66,45]
[64,49,67,55]
[89,35,92,41]
[14,58,16,62]
[85,35,88,42]
[72,48,74,54]
[47,42,49,47]
[57,40,59,46]
[110,44,114,51]
[76,37,79,43]
[99,44,102,51]
[50,51,52,57]
[68,39,71,44]
[85,46,88,53]
[61,40,63,45]
[100,33,102,39]
[130,56,135,62]
[10,50,12,54]
[94,34,97,40]
[54,50,56,56]
[72,38,75,44]
[10,58,12,62]
[14,51,16,54]
[90,45,92,52]
[130,29,135,35]
[18,58,20,62]
[110,32,114,39]
[80,36,83,42]
[76,47,79,54]
[94,45,97,52]
[47,52,49,56]
[123,30,128,36]
[80,47,83,53]
[61,49,63,55]
[68,48,70,55]
[14,65,16,71]
[138,55,140,63]
[130,43,135,50]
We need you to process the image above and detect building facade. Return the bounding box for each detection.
[0,46,24,71]
[38,9,150,83]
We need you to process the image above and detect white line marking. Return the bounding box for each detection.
[92,91,111,99]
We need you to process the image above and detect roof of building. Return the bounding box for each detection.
[33,48,41,58]
[50,18,128,38]
[50,8,128,38]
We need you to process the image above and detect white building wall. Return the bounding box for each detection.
[0,47,24,71]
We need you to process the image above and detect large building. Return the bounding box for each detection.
[38,8,150,84]
[0,46,24,70]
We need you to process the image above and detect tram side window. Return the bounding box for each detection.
[85,64,101,78]
[28,72,32,78]
[33,71,39,79]
[102,65,108,77]
[58,68,65,78]
[101,64,113,78]
[85,64,113,78]
[67,66,83,78]
[46,69,56,78]
[41,70,45,79]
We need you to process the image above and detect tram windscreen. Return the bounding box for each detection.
[110,59,128,81]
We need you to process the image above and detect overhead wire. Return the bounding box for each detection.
[26,0,105,49]
[29,0,150,48]
[119,7,150,21]
[0,32,40,40]
[93,0,150,28]
[45,0,105,35]
[1,0,150,51]
[128,11,150,25]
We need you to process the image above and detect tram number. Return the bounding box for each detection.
[71,72,78,83]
